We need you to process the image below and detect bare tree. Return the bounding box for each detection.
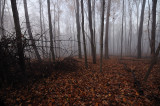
[41,2,48,58]
[121,0,124,58]
[100,0,105,72]
[53,4,57,57]
[81,0,88,68]
[128,0,133,56]
[23,0,42,62]
[137,0,146,58]
[1,0,5,36]
[39,0,44,58]
[88,0,96,64]
[47,0,55,62]
[151,0,157,56]
[92,0,96,54]
[10,0,25,72]
[147,0,151,50]
[57,0,61,58]
[0,0,2,36]
[76,0,82,59]
[134,0,140,38]
[104,0,111,59]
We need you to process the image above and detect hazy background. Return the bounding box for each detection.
[2,0,160,58]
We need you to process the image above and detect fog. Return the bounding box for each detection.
[1,0,160,58]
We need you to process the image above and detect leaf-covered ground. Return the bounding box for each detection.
[0,57,160,105]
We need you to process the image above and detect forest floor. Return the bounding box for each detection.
[0,57,160,105]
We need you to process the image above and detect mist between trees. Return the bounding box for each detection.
[0,0,160,65]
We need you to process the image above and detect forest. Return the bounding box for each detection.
[0,0,160,105]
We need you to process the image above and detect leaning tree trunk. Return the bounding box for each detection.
[47,0,55,62]
[81,0,88,68]
[11,0,25,72]
[137,0,146,58]
[104,0,111,59]
[100,0,105,72]
[144,43,160,82]
[151,0,157,57]
[88,0,96,64]
[76,0,82,59]
[23,0,42,62]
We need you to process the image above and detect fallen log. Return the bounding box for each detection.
[118,60,144,95]
[144,43,160,82]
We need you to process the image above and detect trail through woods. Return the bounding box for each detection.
[0,57,160,105]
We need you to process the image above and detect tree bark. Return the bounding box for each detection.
[23,0,42,62]
[100,0,105,72]
[88,0,96,64]
[47,0,55,62]
[76,0,82,59]
[151,0,157,57]
[11,0,25,72]
[81,0,88,68]
[105,0,111,59]
[137,0,146,58]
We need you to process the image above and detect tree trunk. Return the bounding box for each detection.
[147,0,151,49]
[81,0,88,68]
[11,0,25,72]
[100,0,105,72]
[105,0,111,59]
[129,0,133,56]
[57,1,60,58]
[76,0,82,59]
[151,0,157,57]
[0,0,2,36]
[53,4,57,58]
[47,0,55,62]
[121,0,124,58]
[41,3,48,58]
[88,0,96,64]
[125,0,127,56]
[1,0,5,36]
[92,0,96,55]
[137,0,146,58]
[23,0,42,62]
[39,0,44,59]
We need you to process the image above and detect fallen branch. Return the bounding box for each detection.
[144,43,160,82]
[118,60,144,95]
